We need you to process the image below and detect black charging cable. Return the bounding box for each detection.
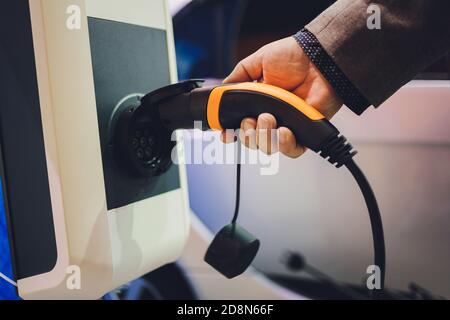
[345,159,385,294]
[231,141,242,225]
[230,134,385,299]
[320,134,385,297]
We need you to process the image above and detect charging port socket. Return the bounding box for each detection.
[110,94,174,177]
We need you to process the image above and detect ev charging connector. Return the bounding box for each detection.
[128,80,386,294]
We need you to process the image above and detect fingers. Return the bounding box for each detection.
[220,130,237,144]
[234,114,305,158]
[256,113,277,155]
[220,112,307,157]
[223,52,263,83]
[239,118,258,150]
[278,127,306,158]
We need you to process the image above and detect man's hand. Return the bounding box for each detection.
[222,37,342,158]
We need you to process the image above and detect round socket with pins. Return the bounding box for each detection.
[110,94,174,178]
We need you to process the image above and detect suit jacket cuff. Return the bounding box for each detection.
[293,29,371,115]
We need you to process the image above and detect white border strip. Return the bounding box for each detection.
[0,272,17,287]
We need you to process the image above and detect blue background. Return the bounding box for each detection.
[0,183,19,300]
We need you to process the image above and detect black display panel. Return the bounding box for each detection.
[0,1,58,280]
[88,18,181,210]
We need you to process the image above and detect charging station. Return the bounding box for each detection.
[0,0,190,299]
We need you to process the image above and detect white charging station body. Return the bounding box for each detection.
[5,0,190,299]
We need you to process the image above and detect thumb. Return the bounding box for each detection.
[223,52,263,83]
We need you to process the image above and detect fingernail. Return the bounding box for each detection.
[243,119,253,132]
[258,117,268,129]
[279,131,286,145]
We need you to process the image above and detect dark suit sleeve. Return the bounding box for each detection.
[305,0,450,112]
